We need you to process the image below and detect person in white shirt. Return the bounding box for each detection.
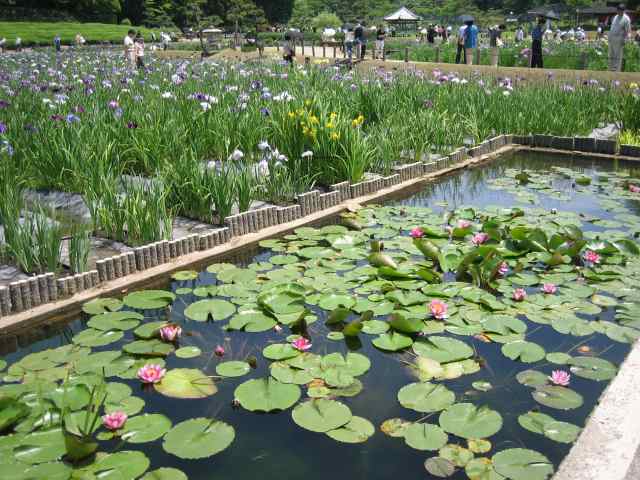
[15,37,22,52]
[0,38,5,53]
[124,29,135,67]
[608,3,631,71]
[515,27,524,43]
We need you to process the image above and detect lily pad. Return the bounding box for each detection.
[141,468,188,480]
[424,457,456,478]
[372,332,413,351]
[82,298,123,315]
[532,386,583,410]
[567,356,617,381]
[439,444,474,467]
[163,418,234,459]
[121,413,172,443]
[171,270,198,281]
[216,361,251,378]
[235,378,301,412]
[124,290,176,309]
[439,403,503,439]
[413,336,474,363]
[175,346,201,359]
[154,368,216,399]
[492,448,553,480]
[404,423,449,451]
[184,299,235,321]
[87,311,143,331]
[398,382,455,413]
[123,339,174,357]
[501,341,546,363]
[72,329,123,348]
[325,416,375,443]
[78,450,150,479]
[292,399,352,433]
[516,370,548,387]
[263,343,301,360]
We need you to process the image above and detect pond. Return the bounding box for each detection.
[2,151,640,480]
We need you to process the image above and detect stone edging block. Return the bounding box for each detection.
[620,144,640,157]
[551,136,575,151]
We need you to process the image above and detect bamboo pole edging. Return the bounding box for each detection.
[2,133,640,322]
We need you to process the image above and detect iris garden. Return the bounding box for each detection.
[0,48,640,480]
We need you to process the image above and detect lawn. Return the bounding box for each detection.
[0,22,163,47]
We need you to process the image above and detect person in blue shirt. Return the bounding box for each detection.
[463,20,479,65]
[531,16,545,68]
[54,35,61,53]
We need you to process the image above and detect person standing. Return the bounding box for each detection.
[354,22,367,59]
[54,34,61,52]
[282,32,294,65]
[124,29,135,67]
[455,23,467,64]
[15,36,22,52]
[515,26,524,44]
[531,16,545,68]
[427,25,435,44]
[608,4,631,72]
[489,24,505,66]
[134,33,145,69]
[375,25,385,59]
[344,26,355,60]
[0,37,5,53]
[463,20,478,65]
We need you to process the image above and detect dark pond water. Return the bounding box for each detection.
[3,151,640,480]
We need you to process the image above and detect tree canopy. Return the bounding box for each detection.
[10,0,640,29]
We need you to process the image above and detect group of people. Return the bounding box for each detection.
[123,29,146,69]
[419,25,451,43]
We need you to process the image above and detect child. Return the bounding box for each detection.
[282,33,294,65]
[134,34,145,69]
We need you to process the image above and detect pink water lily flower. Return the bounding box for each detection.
[102,411,127,431]
[541,283,557,294]
[512,288,527,302]
[498,261,509,276]
[292,337,312,351]
[215,345,225,357]
[549,370,571,386]
[159,324,182,342]
[629,184,640,193]
[583,249,601,265]
[429,299,448,320]
[137,364,166,384]
[457,219,472,229]
[471,232,489,246]
[410,227,424,238]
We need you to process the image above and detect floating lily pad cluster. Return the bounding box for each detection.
[2,168,640,479]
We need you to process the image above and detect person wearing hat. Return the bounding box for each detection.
[608,4,631,71]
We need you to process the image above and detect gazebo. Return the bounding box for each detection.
[384,6,421,33]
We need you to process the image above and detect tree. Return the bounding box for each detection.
[312,11,342,30]
[171,0,205,29]
[144,0,175,26]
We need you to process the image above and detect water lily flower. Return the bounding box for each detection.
[457,219,472,229]
[549,370,570,386]
[102,411,127,431]
[471,232,489,246]
[429,299,448,320]
[410,227,424,238]
[498,261,509,276]
[292,337,312,351]
[512,288,527,302]
[629,184,640,193]
[137,364,166,384]
[274,325,283,333]
[215,345,225,356]
[159,324,182,342]
[541,283,557,294]
[583,249,601,265]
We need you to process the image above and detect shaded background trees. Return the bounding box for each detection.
[2,0,639,29]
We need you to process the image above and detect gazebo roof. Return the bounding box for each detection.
[384,6,421,22]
